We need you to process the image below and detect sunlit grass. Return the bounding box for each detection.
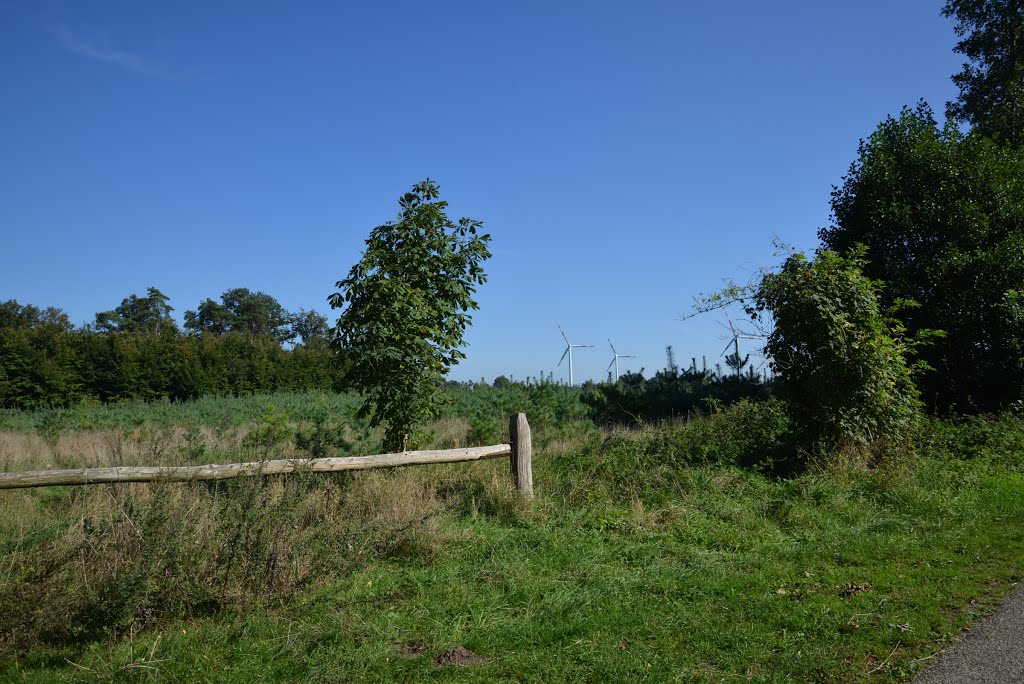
[0,394,1022,682]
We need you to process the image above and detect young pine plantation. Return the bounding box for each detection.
[0,387,1022,683]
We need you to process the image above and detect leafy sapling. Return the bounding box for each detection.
[329,180,492,452]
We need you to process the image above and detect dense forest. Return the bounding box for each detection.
[0,287,344,408]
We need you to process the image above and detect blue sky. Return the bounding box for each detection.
[1,1,963,383]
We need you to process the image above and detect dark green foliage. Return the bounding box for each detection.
[330,180,492,451]
[0,286,346,408]
[820,102,1024,413]
[94,287,177,335]
[293,394,374,460]
[222,289,293,343]
[0,303,80,409]
[922,412,1024,470]
[754,249,924,459]
[443,380,592,443]
[465,413,503,445]
[582,366,773,425]
[183,297,232,336]
[943,0,1024,146]
[185,288,295,344]
[724,350,750,375]
[0,322,82,409]
[241,405,294,457]
[0,391,366,432]
[559,399,793,502]
[0,300,73,332]
[289,309,329,346]
[0,329,344,409]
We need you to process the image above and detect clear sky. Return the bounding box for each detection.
[1,1,963,383]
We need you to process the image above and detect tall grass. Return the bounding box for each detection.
[0,393,1023,681]
[0,408,530,660]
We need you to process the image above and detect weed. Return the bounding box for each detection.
[1,392,1024,683]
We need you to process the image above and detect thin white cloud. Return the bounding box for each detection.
[50,26,161,77]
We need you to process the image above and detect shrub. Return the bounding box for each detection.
[753,248,927,463]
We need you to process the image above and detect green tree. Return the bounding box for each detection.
[329,179,492,451]
[290,309,329,347]
[183,298,233,336]
[222,288,294,342]
[944,0,1024,146]
[95,287,177,335]
[724,351,750,376]
[819,102,1024,412]
[0,300,73,332]
[0,318,83,408]
[184,288,294,343]
[753,248,924,460]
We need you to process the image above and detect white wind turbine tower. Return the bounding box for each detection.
[720,317,760,378]
[606,339,636,383]
[557,325,593,386]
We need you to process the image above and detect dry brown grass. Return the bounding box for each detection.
[0,426,247,471]
[429,416,470,449]
[0,414,484,472]
[0,420,524,657]
[0,466,451,655]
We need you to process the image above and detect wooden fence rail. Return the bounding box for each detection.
[0,413,534,498]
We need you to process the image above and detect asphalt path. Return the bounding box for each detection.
[914,584,1024,683]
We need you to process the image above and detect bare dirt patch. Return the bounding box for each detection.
[434,646,488,667]
[840,582,873,597]
[393,640,427,658]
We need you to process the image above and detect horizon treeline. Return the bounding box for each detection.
[0,285,777,417]
[0,287,345,409]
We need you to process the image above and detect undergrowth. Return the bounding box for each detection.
[0,394,1021,682]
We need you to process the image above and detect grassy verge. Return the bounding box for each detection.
[0,398,1022,682]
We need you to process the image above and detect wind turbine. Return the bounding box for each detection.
[557,325,592,386]
[606,339,636,383]
[720,317,760,378]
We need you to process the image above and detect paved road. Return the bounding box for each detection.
[915,584,1024,683]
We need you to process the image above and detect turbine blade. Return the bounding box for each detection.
[558,347,569,367]
[578,344,594,348]
[558,324,570,345]
[608,357,616,372]
[608,339,617,354]
[623,355,636,359]
[720,340,733,357]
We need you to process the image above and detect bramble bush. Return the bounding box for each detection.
[753,248,931,463]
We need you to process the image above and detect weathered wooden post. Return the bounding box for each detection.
[509,413,533,499]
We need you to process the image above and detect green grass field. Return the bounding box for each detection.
[1,392,1022,682]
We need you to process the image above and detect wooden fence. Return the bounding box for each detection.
[0,413,534,498]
